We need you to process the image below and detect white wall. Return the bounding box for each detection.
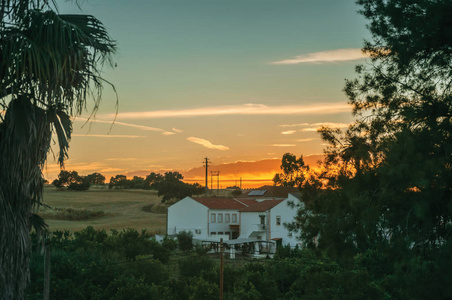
[269,194,303,247]
[239,211,268,240]
[208,209,239,239]
[167,197,209,239]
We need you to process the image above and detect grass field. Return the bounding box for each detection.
[40,186,168,234]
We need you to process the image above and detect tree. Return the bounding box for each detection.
[290,0,452,295]
[0,1,115,297]
[86,172,106,185]
[272,153,308,187]
[52,170,81,188]
[144,172,164,190]
[154,172,204,202]
[109,175,128,189]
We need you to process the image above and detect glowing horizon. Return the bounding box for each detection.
[46,0,368,187]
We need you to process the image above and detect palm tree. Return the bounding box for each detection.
[0,1,116,298]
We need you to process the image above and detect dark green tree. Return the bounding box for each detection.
[109,174,129,189]
[144,172,164,190]
[290,0,452,297]
[154,172,204,202]
[272,153,308,187]
[86,172,106,185]
[0,0,115,297]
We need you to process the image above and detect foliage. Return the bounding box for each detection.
[287,0,452,298]
[152,172,204,202]
[27,226,427,299]
[272,153,309,187]
[177,230,194,251]
[38,207,105,221]
[86,172,106,185]
[108,174,129,189]
[0,0,116,297]
[52,170,91,190]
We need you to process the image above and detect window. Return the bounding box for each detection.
[232,214,237,223]
[225,214,230,223]
[211,232,216,235]
[276,216,281,226]
[218,232,223,235]
[218,213,223,223]
[211,213,216,223]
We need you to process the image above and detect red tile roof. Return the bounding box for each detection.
[192,197,248,210]
[234,198,258,207]
[239,199,285,212]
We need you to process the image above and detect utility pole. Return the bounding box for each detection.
[203,157,210,196]
[210,171,220,196]
[43,237,51,300]
[219,238,224,300]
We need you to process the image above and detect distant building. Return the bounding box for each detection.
[167,188,302,247]
[242,185,300,200]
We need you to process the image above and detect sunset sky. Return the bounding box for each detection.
[45,0,370,187]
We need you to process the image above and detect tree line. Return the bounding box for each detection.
[52,170,204,202]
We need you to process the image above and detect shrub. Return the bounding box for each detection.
[177,231,193,251]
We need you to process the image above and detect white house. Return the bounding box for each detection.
[167,193,302,248]
[238,193,302,247]
[167,197,256,241]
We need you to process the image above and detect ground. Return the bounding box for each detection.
[40,186,167,234]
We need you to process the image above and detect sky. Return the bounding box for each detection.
[45,0,371,187]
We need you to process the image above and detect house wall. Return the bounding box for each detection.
[167,197,208,239]
[208,209,239,239]
[239,211,268,240]
[269,194,303,247]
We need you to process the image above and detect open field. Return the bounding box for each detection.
[40,186,167,234]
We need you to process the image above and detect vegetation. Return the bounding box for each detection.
[0,0,115,297]
[26,227,392,299]
[177,231,194,252]
[272,153,309,187]
[38,207,106,221]
[108,171,204,202]
[284,0,452,298]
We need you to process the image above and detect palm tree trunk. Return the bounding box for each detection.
[0,97,50,299]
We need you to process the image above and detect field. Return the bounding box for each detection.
[39,186,168,234]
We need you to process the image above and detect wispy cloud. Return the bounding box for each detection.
[100,103,351,120]
[298,138,315,142]
[172,128,183,133]
[187,137,230,151]
[270,48,366,65]
[162,131,176,136]
[272,144,296,147]
[105,158,137,162]
[281,130,296,135]
[280,122,350,128]
[73,117,164,132]
[72,134,145,138]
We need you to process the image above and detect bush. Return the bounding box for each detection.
[177,231,193,251]
[38,207,105,220]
